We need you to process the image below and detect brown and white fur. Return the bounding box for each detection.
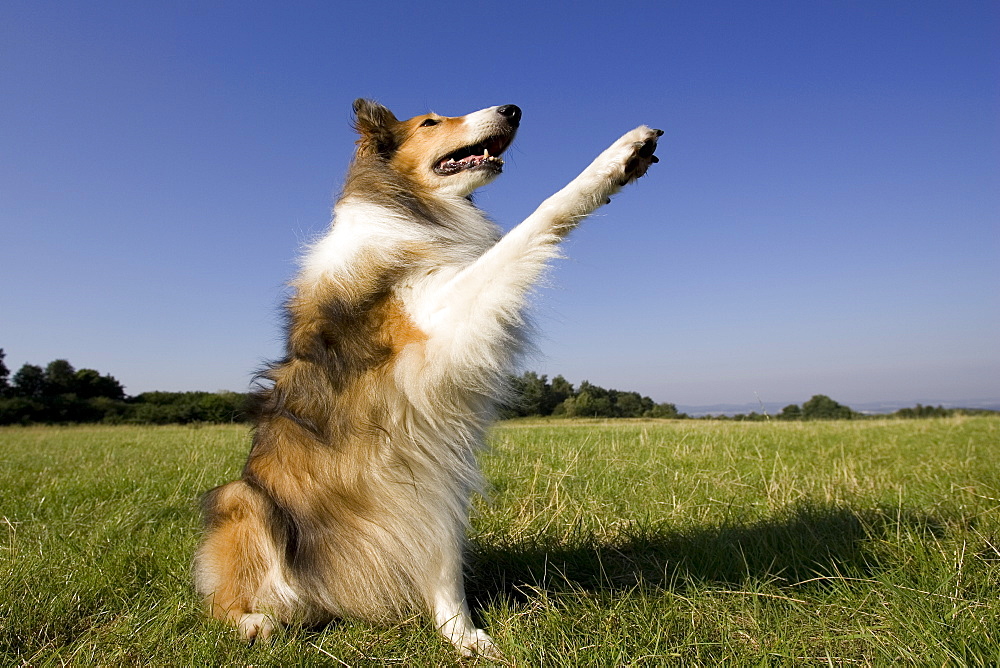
[193,99,660,657]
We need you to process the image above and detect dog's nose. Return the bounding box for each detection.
[497,104,521,127]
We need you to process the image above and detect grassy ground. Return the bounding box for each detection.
[1,417,997,665]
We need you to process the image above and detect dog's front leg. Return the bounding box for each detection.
[469,125,662,286]
[515,124,663,239]
[411,126,661,379]
[428,559,500,658]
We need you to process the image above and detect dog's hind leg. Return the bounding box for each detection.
[193,480,294,641]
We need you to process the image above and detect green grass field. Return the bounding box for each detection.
[2,418,998,665]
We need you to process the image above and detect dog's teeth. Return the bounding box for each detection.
[483,148,490,158]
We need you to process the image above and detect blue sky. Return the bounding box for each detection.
[2,1,997,407]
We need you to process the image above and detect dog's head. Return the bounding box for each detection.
[352,99,520,197]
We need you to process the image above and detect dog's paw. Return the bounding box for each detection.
[237,612,276,642]
[579,126,662,206]
[458,628,502,660]
[612,125,663,187]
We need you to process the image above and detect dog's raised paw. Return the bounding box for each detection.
[619,127,663,185]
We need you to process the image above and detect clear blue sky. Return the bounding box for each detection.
[2,1,997,407]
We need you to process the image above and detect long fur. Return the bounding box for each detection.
[193,99,660,656]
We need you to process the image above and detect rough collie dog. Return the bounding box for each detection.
[193,99,660,657]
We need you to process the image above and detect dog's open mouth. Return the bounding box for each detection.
[433,134,512,176]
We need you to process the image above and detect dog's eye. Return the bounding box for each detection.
[419,118,440,127]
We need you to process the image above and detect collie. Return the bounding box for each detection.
[193,99,660,657]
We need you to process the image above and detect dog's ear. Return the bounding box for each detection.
[352,98,399,158]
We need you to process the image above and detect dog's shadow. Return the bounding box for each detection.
[466,501,945,608]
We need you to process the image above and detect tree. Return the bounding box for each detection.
[801,394,856,420]
[73,368,126,400]
[615,391,644,417]
[563,383,615,417]
[518,372,550,416]
[12,364,45,398]
[549,375,574,415]
[550,375,573,405]
[505,372,578,417]
[779,404,802,420]
[648,402,680,418]
[894,403,951,419]
[44,359,77,396]
[0,349,9,396]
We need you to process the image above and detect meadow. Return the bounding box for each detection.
[1,417,997,665]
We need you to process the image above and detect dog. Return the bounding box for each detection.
[193,99,660,657]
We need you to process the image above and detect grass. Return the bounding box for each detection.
[1,417,998,665]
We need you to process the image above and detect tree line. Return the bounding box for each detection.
[0,349,990,425]
[503,371,684,418]
[0,350,246,425]
[497,373,992,421]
